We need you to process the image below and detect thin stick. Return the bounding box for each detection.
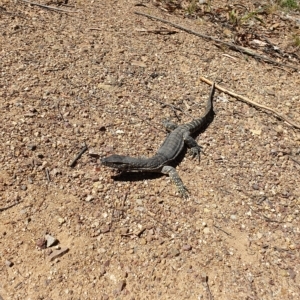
[45,168,51,182]
[214,225,232,236]
[136,28,178,35]
[130,112,164,133]
[199,76,300,130]
[150,97,188,121]
[289,156,300,166]
[70,142,88,168]
[20,0,78,13]
[134,11,299,72]
[0,202,22,212]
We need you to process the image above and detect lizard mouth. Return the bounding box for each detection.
[101,158,130,171]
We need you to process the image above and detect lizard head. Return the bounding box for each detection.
[101,155,135,171]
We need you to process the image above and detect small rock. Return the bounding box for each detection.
[93,182,103,190]
[101,225,110,233]
[203,227,210,234]
[289,244,296,250]
[120,228,129,235]
[116,280,126,292]
[98,83,114,91]
[230,215,237,221]
[41,161,49,169]
[45,249,53,256]
[57,217,65,225]
[257,232,263,240]
[24,112,35,118]
[85,195,94,202]
[288,268,296,280]
[48,247,69,261]
[99,266,106,277]
[169,248,180,257]
[140,238,147,245]
[91,221,100,228]
[88,148,100,158]
[136,199,143,205]
[50,168,61,176]
[5,260,13,267]
[182,244,192,251]
[34,159,42,166]
[28,144,36,151]
[250,129,261,135]
[102,294,109,300]
[36,238,47,249]
[276,125,283,134]
[45,234,58,248]
[201,273,208,283]
[20,185,27,191]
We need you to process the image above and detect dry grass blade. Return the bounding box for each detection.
[134,11,300,72]
[19,0,79,13]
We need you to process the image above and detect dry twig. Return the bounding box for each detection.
[289,156,300,166]
[19,0,78,13]
[70,142,88,168]
[199,76,300,130]
[214,225,232,236]
[150,97,189,121]
[45,168,51,182]
[0,202,22,212]
[136,28,177,35]
[134,11,300,72]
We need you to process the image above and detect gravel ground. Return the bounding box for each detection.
[0,0,299,299]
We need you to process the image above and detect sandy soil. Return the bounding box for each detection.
[0,0,300,299]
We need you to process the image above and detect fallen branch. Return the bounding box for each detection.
[19,0,78,13]
[134,11,299,72]
[199,76,300,130]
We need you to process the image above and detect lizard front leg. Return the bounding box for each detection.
[161,165,189,198]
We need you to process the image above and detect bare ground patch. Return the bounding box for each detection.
[0,0,299,299]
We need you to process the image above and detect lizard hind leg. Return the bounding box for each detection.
[162,120,178,132]
[183,134,203,162]
[161,165,189,198]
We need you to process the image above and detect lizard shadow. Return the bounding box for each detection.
[112,112,215,183]
[112,171,164,182]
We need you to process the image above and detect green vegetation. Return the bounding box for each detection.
[293,35,300,47]
[277,0,299,10]
[186,0,198,15]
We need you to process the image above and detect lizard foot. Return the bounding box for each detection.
[189,145,203,162]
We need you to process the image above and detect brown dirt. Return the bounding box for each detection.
[1,0,300,299]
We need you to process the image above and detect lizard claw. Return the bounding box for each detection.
[190,146,203,162]
[179,185,189,199]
